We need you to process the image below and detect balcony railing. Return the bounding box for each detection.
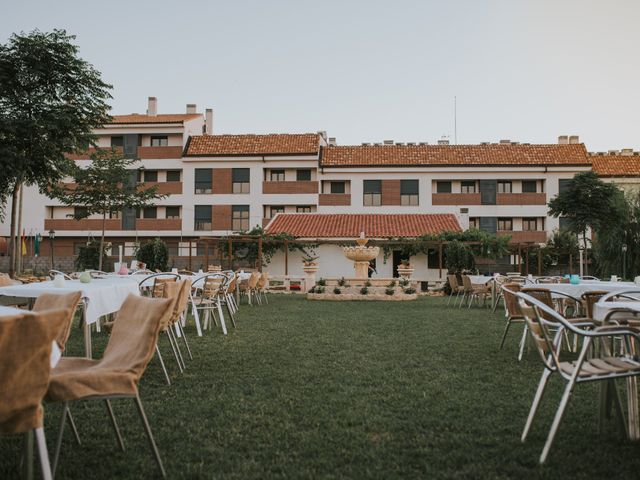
[45,218,122,230]
[496,193,546,205]
[138,182,183,195]
[262,181,319,194]
[135,218,182,230]
[195,221,212,231]
[319,193,351,206]
[497,230,547,243]
[431,193,482,205]
[137,146,183,159]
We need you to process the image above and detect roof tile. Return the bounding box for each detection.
[591,154,640,176]
[186,133,320,156]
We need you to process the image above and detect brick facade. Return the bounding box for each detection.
[138,181,183,195]
[431,193,482,205]
[212,205,232,230]
[44,219,123,231]
[381,180,401,205]
[318,193,351,206]
[213,168,232,194]
[496,193,547,205]
[262,181,318,194]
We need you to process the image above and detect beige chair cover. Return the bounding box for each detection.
[0,309,69,434]
[33,291,82,351]
[171,280,192,325]
[46,294,172,402]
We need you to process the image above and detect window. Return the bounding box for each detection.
[497,181,512,193]
[296,169,311,181]
[461,181,476,194]
[194,205,212,230]
[109,211,120,219]
[232,168,250,193]
[363,180,382,206]
[141,207,157,219]
[165,206,180,219]
[269,206,285,218]
[400,180,419,205]
[469,217,479,229]
[110,136,123,147]
[110,242,124,256]
[194,168,212,194]
[497,218,513,231]
[296,206,312,213]
[559,179,571,194]
[74,206,88,218]
[522,218,538,231]
[522,180,537,193]
[166,243,179,257]
[270,169,285,182]
[166,170,181,182]
[143,170,158,183]
[330,181,345,194]
[150,136,168,147]
[232,205,250,231]
[436,181,452,193]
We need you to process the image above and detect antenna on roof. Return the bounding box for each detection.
[454,96,457,145]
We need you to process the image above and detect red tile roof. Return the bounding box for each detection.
[591,154,640,177]
[109,114,202,124]
[321,144,590,167]
[185,133,320,156]
[265,213,461,238]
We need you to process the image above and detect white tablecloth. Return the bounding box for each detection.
[0,278,140,325]
[532,281,637,299]
[0,305,26,316]
[593,301,640,322]
[468,275,493,285]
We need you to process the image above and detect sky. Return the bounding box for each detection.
[2,0,639,151]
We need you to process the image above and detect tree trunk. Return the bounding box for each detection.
[583,231,589,276]
[99,212,106,271]
[16,183,24,275]
[8,183,20,277]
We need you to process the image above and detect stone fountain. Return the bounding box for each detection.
[343,233,380,279]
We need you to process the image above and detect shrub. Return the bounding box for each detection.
[136,237,169,272]
[308,286,316,294]
[333,287,341,295]
[337,277,347,286]
[399,278,409,287]
[387,280,396,288]
[317,278,326,286]
[444,240,475,273]
[360,286,369,295]
[316,286,325,294]
[404,287,416,294]
[75,240,109,271]
[365,280,372,287]
[385,287,395,296]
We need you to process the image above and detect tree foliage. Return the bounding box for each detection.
[233,226,317,267]
[136,238,170,272]
[75,239,109,271]
[444,241,476,273]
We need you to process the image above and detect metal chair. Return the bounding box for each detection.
[446,274,464,306]
[192,274,228,334]
[516,291,639,464]
[499,284,528,361]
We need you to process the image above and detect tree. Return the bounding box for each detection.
[136,238,170,272]
[548,172,623,274]
[0,29,112,276]
[54,148,166,270]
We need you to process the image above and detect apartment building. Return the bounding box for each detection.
[591,149,640,191]
[0,97,624,267]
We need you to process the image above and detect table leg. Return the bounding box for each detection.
[83,303,92,359]
[627,376,639,440]
[189,292,203,337]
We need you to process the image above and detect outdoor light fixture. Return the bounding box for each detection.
[623,244,628,280]
[48,229,55,270]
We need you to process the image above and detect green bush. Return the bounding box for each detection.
[316,286,325,294]
[399,278,409,287]
[333,287,341,295]
[317,278,326,286]
[75,240,109,271]
[136,237,169,272]
[360,286,369,295]
[404,287,416,295]
[387,280,396,288]
[385,287,395,296]
[365,280,372,287]
[444,240,476,273]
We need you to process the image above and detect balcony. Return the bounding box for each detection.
[45,218,122,231]
[138,181,183,195]
[135,218,182,230]
[431,193,481,205]
[496,193,546,205]
[498,230,547,243]
[137,146,183,159]
[262,181,318,194]
[319,193,351,206]
[66,147,123,161]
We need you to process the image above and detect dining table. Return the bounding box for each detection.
[0,305,62,367]
[0,278,140,358]
[531,281,638,299]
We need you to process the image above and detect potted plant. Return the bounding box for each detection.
[397,259,414,279]
[302,255,319,274]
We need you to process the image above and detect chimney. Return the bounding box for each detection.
[499,139,511,144]
[186,103,197,114]
[328,137,337,146]
[147,96,157,116]
[383,140,394,145]
[437,139,449,145]
[458,208,470,231]
[558,135,569,145]
[568,135,580,144]
[205,108,213,135]
[622,148,634,156]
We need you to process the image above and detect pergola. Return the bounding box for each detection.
[192,235,576,277]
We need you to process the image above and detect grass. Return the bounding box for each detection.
[2,295,640,479]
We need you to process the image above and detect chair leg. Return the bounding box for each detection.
[165,330,184,372]
[499,319,512,350]
[225,301,236,328]
[522,368,551,442]
[610,379,630,438]
[540,377,576,463]
[155,344,171,385]
[262,290,268,304]
[34,427,52,480]
[517,325,528,362]
[52,402,69,476]
[168,328,186,370]
[217,302,228,335]
[133,395,166,479]
[178,323,193,360]
[23,430,34,480]
[66,410,81,445]
[105,399,125,451]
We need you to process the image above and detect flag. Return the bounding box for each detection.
[21,229,26,256]
[34,233,41,257]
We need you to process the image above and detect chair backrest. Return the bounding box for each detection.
[581,290,610,319]
[248,272,260,289]
[33,292,82,351]
[447,274,459,290]
[0,276,18,287]
[227,274,237,293]
[515,292,559,371]
[520,287,555,321]
[101,295,172,383]
[0,309,69,434]
[49,270,72,280]
[202,276,223,299]
[501,283,522,318]
[152,277,178,298]
[461,275,472,291]
[581,276,600,281]
[160,281,181,330]
[171,280,192,325]
[257,272,269,289]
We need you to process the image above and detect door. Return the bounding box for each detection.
[392,250,403,278]
[479,180,497,205]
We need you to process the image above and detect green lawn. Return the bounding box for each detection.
[2,295,640,479]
